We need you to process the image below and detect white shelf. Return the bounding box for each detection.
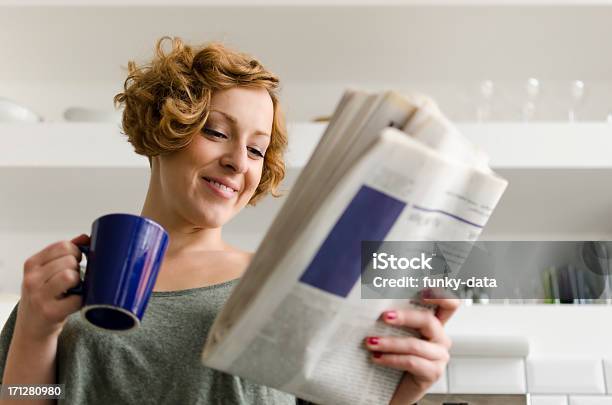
[0,122,326,169]
[457,122,612,169]
[2,122,611,169]
[1,122,611,239]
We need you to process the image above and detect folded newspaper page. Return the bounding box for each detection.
[201,90,508,405]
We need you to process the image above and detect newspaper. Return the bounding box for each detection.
[200,90,508,405]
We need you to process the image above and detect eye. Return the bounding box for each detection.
[203,128,227,139]
[248,147,265,159]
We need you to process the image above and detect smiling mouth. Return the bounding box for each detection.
[202,177,238,194]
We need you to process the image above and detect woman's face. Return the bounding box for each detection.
[157,86,274,229]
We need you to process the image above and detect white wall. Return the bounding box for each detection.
[3,6,612,122]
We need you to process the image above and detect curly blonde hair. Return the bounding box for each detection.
[114,36,287,205]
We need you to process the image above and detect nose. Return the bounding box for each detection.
[220,141,248,174]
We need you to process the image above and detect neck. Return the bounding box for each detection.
[140,174,228,259]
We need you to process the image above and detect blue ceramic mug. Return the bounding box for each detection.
[65,213,169,332]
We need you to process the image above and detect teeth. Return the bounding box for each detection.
[205,178,235,193]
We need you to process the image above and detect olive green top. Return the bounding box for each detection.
[0,279,298,404]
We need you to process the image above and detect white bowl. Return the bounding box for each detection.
[63,107,122,123]
[0,98,42,122]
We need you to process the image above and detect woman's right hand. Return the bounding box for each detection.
[15,234,89,342]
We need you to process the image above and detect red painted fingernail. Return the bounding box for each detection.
[384,311,397,320]
[367,337,379,345]
[373,351,382,359]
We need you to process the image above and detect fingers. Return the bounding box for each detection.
[381,308,451,347]
[43,268,82,300]
[31,259,83,325]
[370,351,445,382]
[364,336,448,362]
[419,288,461,326]
[56,293,83,316]
[37,288,82,324]
[25,237,84,271]
[52,294,83,321]
[22,254,76,295]
[369,293,457,393]
[23,235,87,286]
[44,268,83,321]
[17,235,88,339]
[40,255,80,285]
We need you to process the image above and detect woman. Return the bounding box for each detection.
[0,37,458,404]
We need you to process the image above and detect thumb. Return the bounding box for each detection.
[70,233,90,244]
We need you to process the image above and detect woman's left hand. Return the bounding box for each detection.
[364,289,460,405]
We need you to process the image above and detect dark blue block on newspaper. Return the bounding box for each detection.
[299,185,405,297]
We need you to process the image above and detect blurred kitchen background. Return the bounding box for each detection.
[3,1,612,401]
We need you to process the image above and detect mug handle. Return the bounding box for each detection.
[64,244,90,296]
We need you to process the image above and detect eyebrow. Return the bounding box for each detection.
[209,109,271,137]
